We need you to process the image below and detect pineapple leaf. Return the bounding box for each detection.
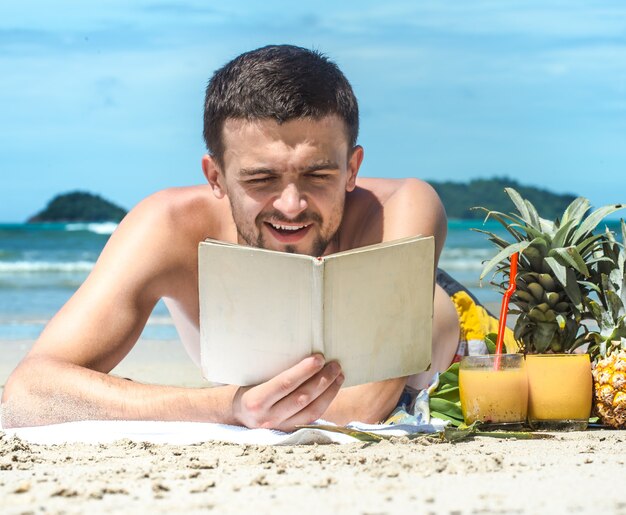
[471,207,523,228]
[552,219,578,249]
[575,233,606,257]
[545,256,583,311]
[548,247,590,277]
[586,299,613,330]
[482,212,525,242]
[538,217,555,234]
[572,204,626,242]
[570,332,591,352]
[504,188,537,228]
[560,197,590,227]
[471,229,514,250]
[521,242,547,270]
[606,290,625,322]
[579,280,601,295]
[524,199,543,230]
[479,241,531,281]
[534,322,557,353]
[544,256,567,289]
[564,266,584,311]
[511,223,551,243]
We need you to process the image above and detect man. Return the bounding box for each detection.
[2,45,463,431]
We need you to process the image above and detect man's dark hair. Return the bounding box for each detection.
[203,44,359,168]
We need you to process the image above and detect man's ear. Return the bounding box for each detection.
[346,145,364,192]
[202,154,226,199]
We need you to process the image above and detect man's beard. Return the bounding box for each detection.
[235,210,335,257]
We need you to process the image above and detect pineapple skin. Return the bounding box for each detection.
[592,350,626,428]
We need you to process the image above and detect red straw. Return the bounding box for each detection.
[494,252,519,369]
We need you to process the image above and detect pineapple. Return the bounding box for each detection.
[593,347,626,427]
[586,221,626,428]
[474,188,625,354]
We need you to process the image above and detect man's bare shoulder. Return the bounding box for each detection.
[97,185,232,277]
[83,185,234,303]
[354,177,440,206]
[122,185,233,241]
[346,177,446,252]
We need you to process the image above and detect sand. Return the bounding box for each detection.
[2,339,626,514]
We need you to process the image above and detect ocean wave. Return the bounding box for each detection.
[439,247,492,271]
[65,222,118,235]
[145,315,175,326]
[0,261,95,273]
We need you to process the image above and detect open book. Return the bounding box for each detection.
[198,235,434,387]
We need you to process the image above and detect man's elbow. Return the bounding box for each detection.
[1,357,57,428]
[2,362,32,428]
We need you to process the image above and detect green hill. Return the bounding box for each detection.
[428,177,578,220]
[28,191,127,223]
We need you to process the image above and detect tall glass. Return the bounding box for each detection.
[526,354,592,431]
[459,354,528,426]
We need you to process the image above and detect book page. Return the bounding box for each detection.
[199,243,315,386]
[322,236,434,387]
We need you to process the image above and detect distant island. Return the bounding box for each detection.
[428,177,577,220]
[28,191,127,223]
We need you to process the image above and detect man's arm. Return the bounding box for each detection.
[2,191,343,431]
[322,178,448,425]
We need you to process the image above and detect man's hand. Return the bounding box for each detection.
[231,354,344,432]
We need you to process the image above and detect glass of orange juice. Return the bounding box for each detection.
[459,354,528,426]
[526,354,592,431]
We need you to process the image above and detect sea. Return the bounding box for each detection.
[0,219,621,341]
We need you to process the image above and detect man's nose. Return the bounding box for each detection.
[273,183,308,218]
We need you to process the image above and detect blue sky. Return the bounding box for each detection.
[1,1,625,222]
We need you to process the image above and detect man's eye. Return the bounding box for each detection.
[308,173,331,180]
[247,177,274,184]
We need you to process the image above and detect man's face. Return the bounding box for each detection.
[209,116,362,256]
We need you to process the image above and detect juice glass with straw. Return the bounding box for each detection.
[459,253,529,425]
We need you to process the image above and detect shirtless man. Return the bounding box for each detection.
[2,45,461,431]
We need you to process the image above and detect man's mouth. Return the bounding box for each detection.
[264,221,312,242]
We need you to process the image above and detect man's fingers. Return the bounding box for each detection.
[269,361,343,426]
[277,373,345,432]
[249,354,326,410]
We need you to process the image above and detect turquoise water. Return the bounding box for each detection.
[0,219,622,340]
[0,222,175,340]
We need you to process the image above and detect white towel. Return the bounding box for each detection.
[0,419,445,446]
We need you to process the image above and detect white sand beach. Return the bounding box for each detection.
[2,338,626,514]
